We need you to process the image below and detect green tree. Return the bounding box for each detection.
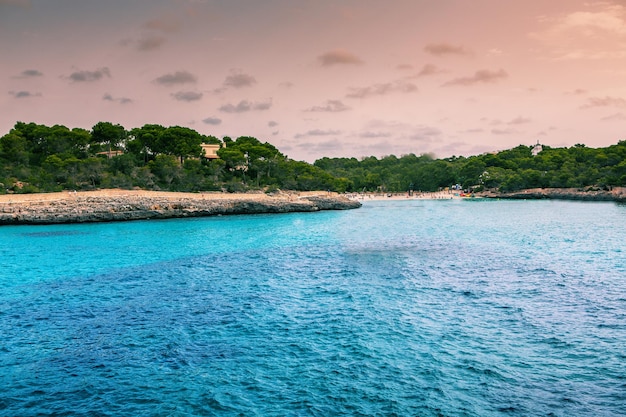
[91,122,126,156]
[160,126,203,163]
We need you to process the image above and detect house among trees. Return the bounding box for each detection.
[531,141,543,156]
[201,143,221,159]
[96,150,124,159]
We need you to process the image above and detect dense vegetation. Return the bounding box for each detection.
[315,141,626,193]
[1,121,625,194]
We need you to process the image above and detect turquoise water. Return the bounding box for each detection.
[1,199,625,416]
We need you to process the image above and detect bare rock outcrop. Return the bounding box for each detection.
[0,191,361,225]
[481,187,626,202]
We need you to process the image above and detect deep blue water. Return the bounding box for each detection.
[1,199,625,416]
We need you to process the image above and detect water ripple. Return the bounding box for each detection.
[0,200,625,416]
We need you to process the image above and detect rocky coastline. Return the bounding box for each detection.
[480,187,626,202]
[0,190,362,225]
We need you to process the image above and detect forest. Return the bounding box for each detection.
[1,121,625,194]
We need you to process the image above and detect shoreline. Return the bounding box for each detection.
[480,187,626,202]
[0,189,361,225]
[351,187,626,202]
[1,186,624,225]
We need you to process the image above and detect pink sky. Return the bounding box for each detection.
[1,0,626,162]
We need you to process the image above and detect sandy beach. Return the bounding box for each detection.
[349,190,466,201]
[0,189,336,204]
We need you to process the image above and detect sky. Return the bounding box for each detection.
[2,0,626,162]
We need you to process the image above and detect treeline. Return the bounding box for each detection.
[1,121,625,194]
[0,122,343,194]
[315,142,626,193]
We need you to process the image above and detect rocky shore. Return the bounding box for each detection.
[0,190,362,225]
[480,187,626,202]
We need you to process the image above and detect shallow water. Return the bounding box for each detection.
[1,199,625,416]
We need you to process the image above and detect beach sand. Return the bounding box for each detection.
[350,190,465,201]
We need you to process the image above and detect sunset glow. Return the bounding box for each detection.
[2,0,626,161]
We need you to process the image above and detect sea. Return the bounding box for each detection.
[0,198,624,417]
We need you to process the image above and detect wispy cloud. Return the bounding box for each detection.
[580,96,626,109]
[318,49,364,66]
[530,3,626,60]
[154,71,197,86]
[409,126,442,141]
[171,91,203,101]
[9,90,41,98]
[359,131,392,138]
[442,69,508,86]
[295,129,342,138]
[424,43,471,56]
[304,100,350,112]
[417,64,445,77]
[103,93,132,104]
[219,99,272,113]
[15,69,43,78]
[67,67,110,83]
[202,117,222,125]
[137,36,166,51]
[346,80,417,99]
[507,116,531,125]
[223,70,257,88]
[491,128,518,135]
[601,112,626,121]
[566,88,587,95]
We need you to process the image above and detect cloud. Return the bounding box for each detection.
[294,129,342,138]
[409,126,442,142]
[103,93,132,104]
[442,69,508,86]
[137,36,166,51]
[268,121,278,127]
[601,112,626,121]
[461,128,485,134]
[359,131,392,138]
[424,43,471,56]
[153,71,197,86]
[295,139,344,154]
[530,3,626,60]
[318,49,364,66]
[396,64,413,70]
[491,128,518,135]
[67,67,110,82]
[219,99,272,113]
[507,116,531,125]
[537,5,626,37]
[566,88,587,95]
[417,64,444,77]
[304,100,351,112]
[202,117,222,125]
[346,80,417,99]
[223,71,257,88]
[171,91,203,101]
[144,15,181,33]
[580,96,626,108]
[15,69,43,78]
[9,90,40,98]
